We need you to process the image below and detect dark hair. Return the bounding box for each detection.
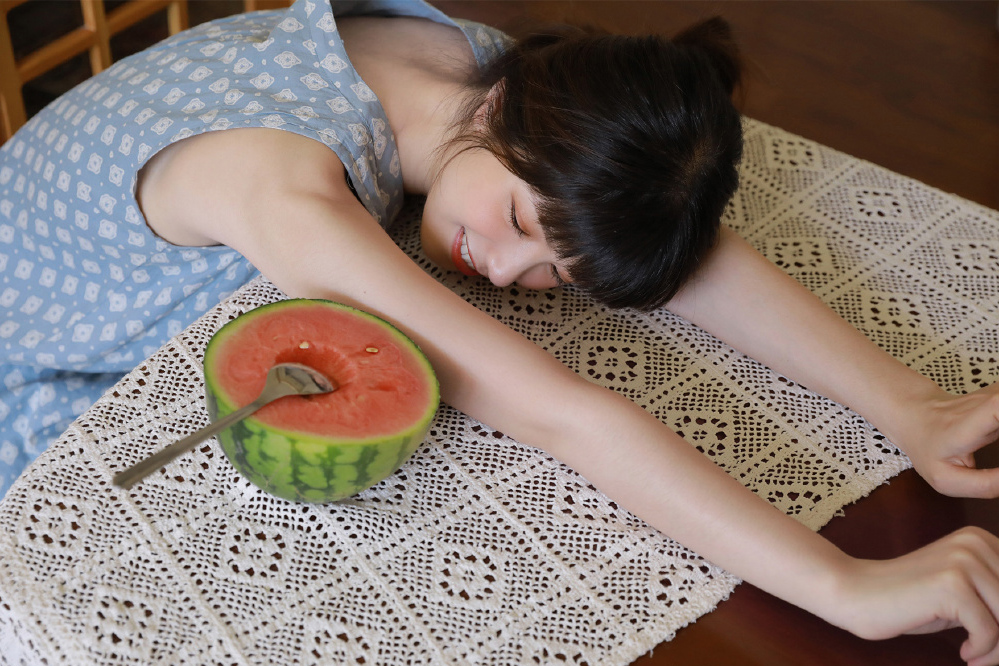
[451,17,744,310]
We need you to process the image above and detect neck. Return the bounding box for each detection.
[334,16,482,196]
[391,78,474,196]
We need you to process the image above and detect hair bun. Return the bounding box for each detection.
[672,16,742,96]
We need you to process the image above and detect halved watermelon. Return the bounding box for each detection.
[203,299,439,502]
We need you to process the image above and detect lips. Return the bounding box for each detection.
[451,227,480,276]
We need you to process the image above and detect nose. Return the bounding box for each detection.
[485,244,553,289]
[484,253,521,287]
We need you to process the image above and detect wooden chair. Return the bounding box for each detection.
[0,0,294,145]
[0,0,192,143]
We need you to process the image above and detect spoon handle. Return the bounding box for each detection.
[113,397,267,489]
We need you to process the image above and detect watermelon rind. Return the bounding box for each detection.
[203,299,440,503]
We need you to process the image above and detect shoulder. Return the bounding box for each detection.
[138,128,355,247]
[338,15,476,81]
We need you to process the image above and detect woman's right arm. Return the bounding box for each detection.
[141,128,999,665]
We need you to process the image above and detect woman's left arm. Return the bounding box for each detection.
[666,226,999,498]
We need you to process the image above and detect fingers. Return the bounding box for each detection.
[944,528,999,664]
[865,527,999,664]
[930,464,999,500]
[967,385,999,446]
[912,385,999,498]
[958,567,999,664]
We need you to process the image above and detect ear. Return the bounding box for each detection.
[473,80,504,128]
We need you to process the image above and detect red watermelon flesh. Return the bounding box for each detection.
[211,301,433,439]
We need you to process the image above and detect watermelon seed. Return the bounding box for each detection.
[365,347,379,353]
[299,341,310,349]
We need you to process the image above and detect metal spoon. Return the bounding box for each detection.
[114,362,336,489]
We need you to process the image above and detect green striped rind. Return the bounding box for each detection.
[203,299,440,503]
[208,396,431,502]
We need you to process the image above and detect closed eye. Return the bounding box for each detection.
[509,200,525,238]
[550,264,567,287]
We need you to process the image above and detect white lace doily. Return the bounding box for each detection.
[1,119,997,665]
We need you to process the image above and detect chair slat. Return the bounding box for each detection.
[0,0,192,144]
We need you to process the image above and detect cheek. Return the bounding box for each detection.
[419,186,456,267]
[516,265,560,291]
[419,208,447,267]
[460,190,505,241]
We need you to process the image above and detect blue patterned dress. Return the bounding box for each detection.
[0,0,507,497]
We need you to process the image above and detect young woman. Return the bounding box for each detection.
[1,0,998,662]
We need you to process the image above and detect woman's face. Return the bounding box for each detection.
[421,148,570,290]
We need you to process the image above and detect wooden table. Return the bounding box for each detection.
[636,464,999,666]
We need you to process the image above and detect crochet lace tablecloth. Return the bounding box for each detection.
[2,118,997,666]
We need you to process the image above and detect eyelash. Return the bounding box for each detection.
[509,201,525,238]
[550,265,567,287]
[511,199,566,287]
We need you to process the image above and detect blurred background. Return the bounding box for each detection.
[5,0,997,209]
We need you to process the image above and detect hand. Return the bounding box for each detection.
[892,383,999,498]
[832,527,999,666]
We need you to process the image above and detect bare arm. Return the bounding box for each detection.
[141,129,999,665]
[668,226,999,498]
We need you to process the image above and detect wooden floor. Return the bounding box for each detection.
[7,2,998,665]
